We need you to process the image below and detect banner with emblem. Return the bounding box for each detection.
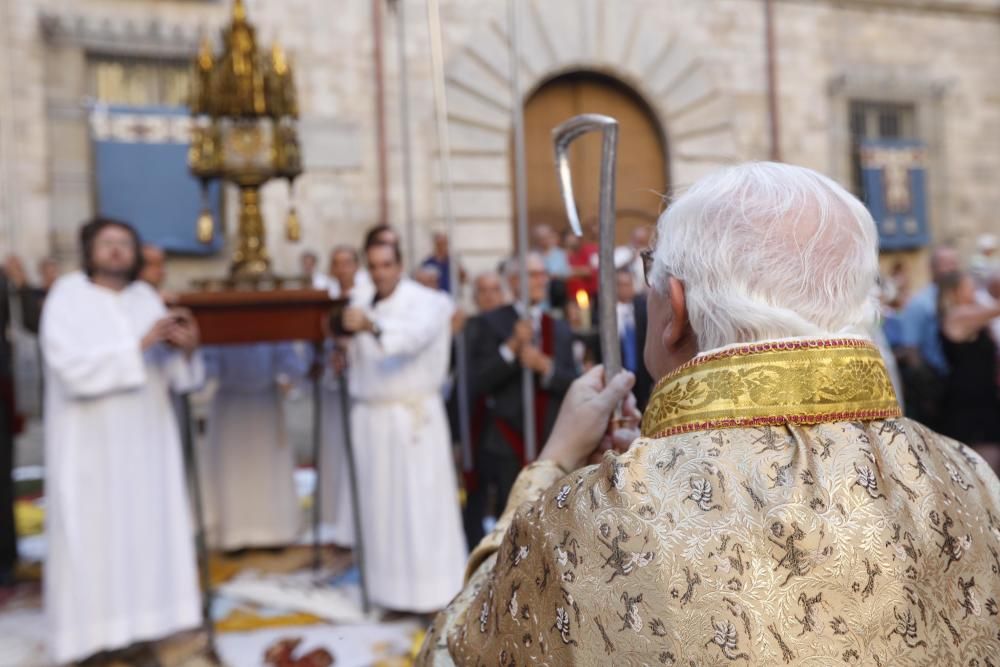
[90,105,222,255]
[859,139,930,251]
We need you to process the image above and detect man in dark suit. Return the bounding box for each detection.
[615,267,654,410]
[466,253,577,540]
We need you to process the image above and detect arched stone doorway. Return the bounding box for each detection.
[436,0,739,271]
[518,71,668,245]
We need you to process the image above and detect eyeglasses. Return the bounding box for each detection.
[640,248,655,288]
[641,230,659,288]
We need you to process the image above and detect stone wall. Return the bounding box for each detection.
[0,0,997,290]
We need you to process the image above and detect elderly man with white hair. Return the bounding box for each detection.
[417,163,1000,665]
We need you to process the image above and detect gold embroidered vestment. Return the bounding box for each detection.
[418,339,1000,666]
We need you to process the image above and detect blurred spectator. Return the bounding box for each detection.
[0,256,45,586]
[420,231,465,294]
[614,267,653,409]
[465,253,576,541]
[326,245,373,303]
[139,244,182,304]
[898,244,959,427]
[615,225,653,294]
[5,255,48,329]
[878,275,905,349]
[451,270,505,545]
[139,245,166,289]
[887,259,911,309]
[414,264,442,290]
[363,223,401,250]
[937,270,1000,471]
[38,257,60,291]
[563,227,598,300]
[970,233,999,284]
[873,284,905,408]
[982,271,1000,349]
[533,224,569,278]
[301,249,329,290]
[472,271,506,314]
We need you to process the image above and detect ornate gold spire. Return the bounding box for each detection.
[187,0,303,276]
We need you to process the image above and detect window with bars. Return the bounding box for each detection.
[849,100,917,198]
[87,55,191,107]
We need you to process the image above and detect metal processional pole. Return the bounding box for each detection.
[508,0,537,461]
[177,393,219,662]
[392,0,418,269]
[337,367,370,614]
[310,343,324,573]
[426,0,473,473]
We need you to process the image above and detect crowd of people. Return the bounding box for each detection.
[1,190,999,663]
[878,234,1000,470]
[298,222,659,554]
[0,214,657,664]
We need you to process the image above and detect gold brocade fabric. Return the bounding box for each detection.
[417,339,1000,666]
[641,338,901,437]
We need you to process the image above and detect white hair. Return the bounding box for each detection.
[650,162,879,351]
[502,251,545,279]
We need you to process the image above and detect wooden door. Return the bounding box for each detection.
[518,72,668,244]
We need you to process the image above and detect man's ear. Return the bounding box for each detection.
[659,276,689,350]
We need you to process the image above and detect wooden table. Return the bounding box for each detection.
[176,288,343,344]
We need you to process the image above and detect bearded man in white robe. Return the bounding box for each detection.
[341,241,466,613]
[41,218,204,665]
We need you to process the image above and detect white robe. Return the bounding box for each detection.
[202,343,306,550]
[40,272,204,664]
[317,270,375,547]
[347,279,466,612]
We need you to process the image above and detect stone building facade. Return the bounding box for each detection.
[0,0,998,289]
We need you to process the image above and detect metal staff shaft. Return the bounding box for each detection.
[508,0,537,461]
[177,392,219,661]
[393,0,418,269]
[426,0,473,472]
[310,342,323,573]
[553,114,622,386]
[337,369,370,614]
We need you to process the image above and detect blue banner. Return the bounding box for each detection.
[859,139,930,251]
[90,105,222,255]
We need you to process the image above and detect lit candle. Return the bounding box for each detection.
[575,289,591,332]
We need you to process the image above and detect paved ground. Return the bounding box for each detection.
[0,543,423,667]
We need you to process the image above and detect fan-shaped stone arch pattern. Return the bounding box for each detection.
[437,0,739,268]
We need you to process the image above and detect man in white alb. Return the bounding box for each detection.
[41,218,204,665]
[341,240,466,613]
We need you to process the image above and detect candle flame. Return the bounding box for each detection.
[575,289,590,309]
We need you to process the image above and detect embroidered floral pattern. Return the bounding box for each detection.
[418,341,1000,666]
[641,340,901,437]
